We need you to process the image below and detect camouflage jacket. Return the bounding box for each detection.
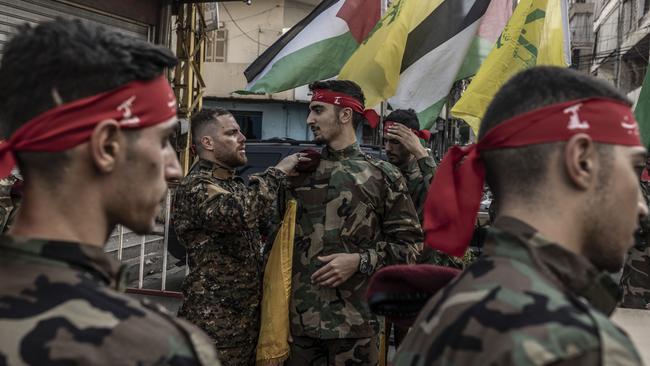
[397,155,464,268]
[0,235,219,366]
[172,159,286,347]
[394,216,642,366]
[285,142,422,339]
[620,180,650,309]
[398,155,436,221]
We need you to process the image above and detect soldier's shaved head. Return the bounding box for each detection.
[479,67,629,205]
[190,107,232,149]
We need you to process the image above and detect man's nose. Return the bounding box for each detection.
[638,187,648,220]
[165,148,182,181]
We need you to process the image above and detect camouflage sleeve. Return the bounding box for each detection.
[197,167,286,233]
[416,155,437,191]
[366,175,422,273]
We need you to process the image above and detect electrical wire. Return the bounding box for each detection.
[221,4,271,48]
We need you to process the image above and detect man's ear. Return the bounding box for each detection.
[201,136,214,151]
[564,133,596,190]
[338,107,353,126]
[89,119,122,174]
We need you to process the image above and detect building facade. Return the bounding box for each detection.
[202,0,318,140]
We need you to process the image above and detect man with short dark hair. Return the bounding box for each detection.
[172,107,302,365]
[383,109,463,267]
[0,18,220,365]
[394,66,646,365]
[284,80,422,365]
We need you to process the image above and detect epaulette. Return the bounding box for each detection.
[362,154,403,184]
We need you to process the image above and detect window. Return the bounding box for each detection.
[205,29,227,62]
[231,110,263,140]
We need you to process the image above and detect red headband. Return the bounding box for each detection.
[384,120,432,141]
[423,98,641,257]
[311,89,380,128]
[0,75,176,178]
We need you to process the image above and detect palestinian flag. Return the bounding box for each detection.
[339,0,512,130]
[243,0,381,94]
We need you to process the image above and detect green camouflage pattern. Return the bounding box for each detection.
[620,180,650,309]
[0,175,20,233]
[396,155,465,268]
[393,216,642,366]
[286,335,378,366]
[285,143,422,340]
[172,159,286,363]
[0,235,219,366]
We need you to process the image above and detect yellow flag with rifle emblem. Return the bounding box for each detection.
[256,200,297,365]
[451,0,571,134]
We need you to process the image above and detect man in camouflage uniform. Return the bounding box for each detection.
[383,109,464,268]
[394,67,645,365]
[0,19,219,365]
[172,108,302,365]
[284,80,422,366]
[620,155,650,308]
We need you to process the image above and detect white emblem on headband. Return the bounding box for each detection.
[564,103,590,130]
[117,96,141,126]
[621,115,640,135]
[334,96,341,105]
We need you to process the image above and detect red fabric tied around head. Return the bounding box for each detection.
[311,89,380,128]
[0,75,176,178]
[423,98,642,257]
[384,120,432,141]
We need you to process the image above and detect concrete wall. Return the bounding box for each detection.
[203,0,313,100]
[204,99,311,140]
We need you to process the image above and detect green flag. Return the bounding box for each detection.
[635,69,650,148]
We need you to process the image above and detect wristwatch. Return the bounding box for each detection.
[358,251,372,275]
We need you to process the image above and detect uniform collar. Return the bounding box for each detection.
[0,235,123,288]
[398,155,418,173]
[321,142,363,161]
[485,216,620,315]
[196,158,236,180]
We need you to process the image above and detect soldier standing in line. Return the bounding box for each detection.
[394,66,646,365]
[172,108,302,365]
[0,18,220,365]
[620,154,650,309]
[381,109,463,348]
[284,80,422,366]
[383,109,465,268]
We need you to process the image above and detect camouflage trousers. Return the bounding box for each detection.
[285,335,378,366]
[215,342,257,366]
[620,237,650,309]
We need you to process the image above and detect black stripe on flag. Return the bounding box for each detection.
[244,0,340,83]
[400,0,491,73]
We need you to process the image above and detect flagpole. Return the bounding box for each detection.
[375,0,389,147]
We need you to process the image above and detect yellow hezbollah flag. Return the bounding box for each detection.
[256,200,297,365]
[451,0,570,133]
[338,0,445,108]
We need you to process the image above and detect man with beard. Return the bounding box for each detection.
[394,66,646,365]
[0,18,220,365]
[620,154,650,309]
[383,109,465,267]
[283,80,422,366]
[172,108,302,365]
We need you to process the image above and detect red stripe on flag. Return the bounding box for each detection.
[336,0,381,43]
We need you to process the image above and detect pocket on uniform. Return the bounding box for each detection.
[339,201,379,249]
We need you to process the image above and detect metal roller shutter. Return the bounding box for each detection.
[0,0,150,58]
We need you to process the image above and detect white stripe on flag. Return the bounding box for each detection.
[388,20,481,113]
[246,2,349,88]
